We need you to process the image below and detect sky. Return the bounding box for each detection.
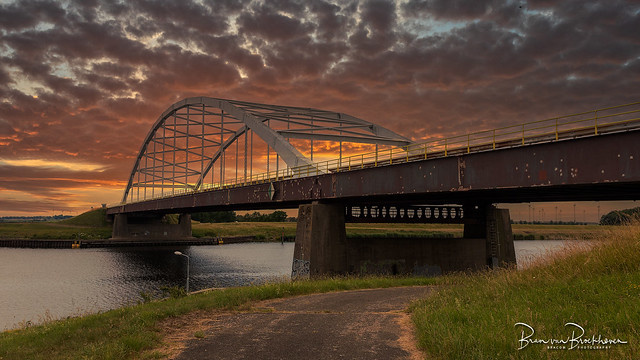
[0,0,639,220]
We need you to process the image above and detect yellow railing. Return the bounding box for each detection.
[126,101,640,204]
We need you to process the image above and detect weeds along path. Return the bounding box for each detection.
[157,286,433,360]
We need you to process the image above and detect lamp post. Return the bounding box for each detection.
[174,251,190,294]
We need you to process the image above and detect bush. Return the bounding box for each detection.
[160,286,188,299]
[600,207,640,225]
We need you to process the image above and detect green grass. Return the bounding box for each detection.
[191,221,297,240]
[511,223,613,240]
[58,208,109,227]
[192,221,460,240]
[0,222,112,240]
[0,209,112,240]
[411,225,640,359]
[0,276,437,360]
[192,222,615,241]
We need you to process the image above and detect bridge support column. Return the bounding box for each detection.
[111,213,192,240]
[463,205,516,268]
[292,203,347,279]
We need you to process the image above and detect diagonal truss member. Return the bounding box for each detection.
[123,97,411,203]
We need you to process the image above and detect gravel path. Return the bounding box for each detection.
[166,286,433,360]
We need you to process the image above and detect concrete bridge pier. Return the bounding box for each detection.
[463,204,516,268]
[111,213,193,240]
[291,202,347,279]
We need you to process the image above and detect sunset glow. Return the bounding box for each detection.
[0,159,106,172]
[0,0,639,218]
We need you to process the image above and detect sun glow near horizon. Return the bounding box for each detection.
[0,159,107,172]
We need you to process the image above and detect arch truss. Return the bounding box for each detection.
[123,97,411,203]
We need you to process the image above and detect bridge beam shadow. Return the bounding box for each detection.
[291,203,516,279]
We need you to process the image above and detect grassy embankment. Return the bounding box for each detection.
[411,225,640,359]
[0,276,437,360]
[0,209,112,240]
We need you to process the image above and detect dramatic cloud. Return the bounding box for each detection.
[0,0,639,217]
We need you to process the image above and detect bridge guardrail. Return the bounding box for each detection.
[123,101,640,204]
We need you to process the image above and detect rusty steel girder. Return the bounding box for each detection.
[108,129,640,215]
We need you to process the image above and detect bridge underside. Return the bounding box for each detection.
[291,202,515,278]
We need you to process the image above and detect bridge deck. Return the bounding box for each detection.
[108,125,640,215]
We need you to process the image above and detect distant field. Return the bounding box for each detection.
[191,221,462,240]
[0,222,111,240]
[511,223,611,239]
[0,222,112,240]
[0,207,616,241]
[192,222,612,240]
[0,209,111,240]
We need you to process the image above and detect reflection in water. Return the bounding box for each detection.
[513,240,583,268]
[0,240,579,331]
[0,243,294,331]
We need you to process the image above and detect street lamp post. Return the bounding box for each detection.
[174,251,190,294]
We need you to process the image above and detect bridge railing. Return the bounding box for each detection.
[124,101,640,203]
[298,101,640,173]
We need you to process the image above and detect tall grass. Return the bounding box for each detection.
[0,276,436,360]
[411,225,640,359]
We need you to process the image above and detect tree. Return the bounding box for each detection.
[236,211,289,222]
[265,210,288,222]
[191,211,236,223]
[600,207,640,225]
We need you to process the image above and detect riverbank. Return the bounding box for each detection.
[0,277,437,360]
[1,226,637,359]
[411,224,640,359]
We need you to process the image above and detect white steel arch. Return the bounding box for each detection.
[122,96,411,203]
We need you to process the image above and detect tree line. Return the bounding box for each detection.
[191,210,290,223]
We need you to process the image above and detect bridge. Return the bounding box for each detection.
[106,98,640,277]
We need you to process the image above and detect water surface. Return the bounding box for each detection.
[0,240,579,330]
[0,243,294,330]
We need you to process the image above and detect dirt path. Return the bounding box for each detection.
[159,286,433,359]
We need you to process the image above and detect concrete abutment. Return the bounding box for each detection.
[292,203,516,278]
[111,213,193,240]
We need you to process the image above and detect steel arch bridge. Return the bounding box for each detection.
[123,97,412,203]
[111,99,640,276]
